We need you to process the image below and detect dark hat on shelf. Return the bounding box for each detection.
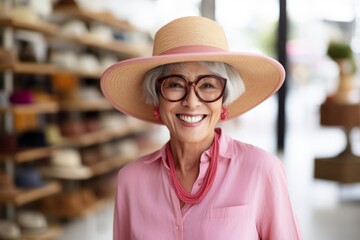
[18,130,48,148]
[9,89,33,104]
[14,166,44,189]
[0,134,18,152]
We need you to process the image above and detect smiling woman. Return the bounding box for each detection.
[100,16,302,240]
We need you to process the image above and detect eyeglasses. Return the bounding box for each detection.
[157,75,227,103]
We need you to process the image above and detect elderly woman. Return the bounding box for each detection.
[101,16,301,240]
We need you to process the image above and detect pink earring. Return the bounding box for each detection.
[220,105,229,120]
[153,106,162,122]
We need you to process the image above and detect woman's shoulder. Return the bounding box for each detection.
[227,136,282,171]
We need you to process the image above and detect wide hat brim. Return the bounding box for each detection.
[100,51,285,124]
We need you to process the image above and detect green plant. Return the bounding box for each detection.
[327,42,353,59]
[326,41,357,74]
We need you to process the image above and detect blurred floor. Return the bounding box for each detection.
[220,83,360,240]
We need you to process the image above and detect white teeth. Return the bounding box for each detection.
[178,115,203,124]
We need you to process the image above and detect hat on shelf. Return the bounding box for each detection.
[9,89,55,105]
[12,7,39,23]
[59,119,86,137]
[0,220,21,240]
[18,130,48,148]
[39,188,97,217]
[44,124,64,145]
[43,148,91,178]
[80,146,101,166]
[14,166,44,189]
[50,148,82,168]
[0,135,18,152]
[16,210,48,235]
[78,53,100,74]
[100,16,285,124]
[9,89,33,104]
[98,142,118,159]
[89,23,113,43]
[50,51,79,71]
[99,113,128,130]
[60,20,88,38]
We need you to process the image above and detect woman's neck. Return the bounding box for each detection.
[169,131,214,174]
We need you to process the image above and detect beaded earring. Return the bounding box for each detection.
[153,106,162,122]
[220,105,229,120]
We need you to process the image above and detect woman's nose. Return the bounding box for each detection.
[182,87,201,108]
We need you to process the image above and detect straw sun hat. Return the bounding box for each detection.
[100,16,285,124]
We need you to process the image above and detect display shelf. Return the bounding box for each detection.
[0,102,60,114]
[60,100,112,111]
[53,5,138,32]
[40,142,162,180]
[314,100,360,183]
[0,126,152,164]
[0,181,62,206]
[40,153,136,180]
[0,62,58,75]
[0,59,100,77]
[21,224,62,240]
[0,146,57,163]
[42,195,113,219]
[60,34,144,57]
[66,124,150,147]
[0,16,58,35]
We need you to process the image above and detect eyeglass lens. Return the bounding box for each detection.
[159,75,226,102]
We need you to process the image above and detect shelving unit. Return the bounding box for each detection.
[0,181,62,206]
[0,2,156,239]
[314,100,360,183]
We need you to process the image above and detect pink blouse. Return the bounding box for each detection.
[113,129,302,239]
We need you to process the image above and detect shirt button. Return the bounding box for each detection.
[175,225,179,230]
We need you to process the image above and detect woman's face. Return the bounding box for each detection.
[158,62,223,144]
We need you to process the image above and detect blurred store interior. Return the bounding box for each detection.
[1,0,360,239]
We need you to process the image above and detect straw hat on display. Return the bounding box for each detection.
[100,16,285,124]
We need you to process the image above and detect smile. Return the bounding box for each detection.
[177,114,206,124]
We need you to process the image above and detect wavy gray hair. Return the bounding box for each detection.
[143,61,245,106]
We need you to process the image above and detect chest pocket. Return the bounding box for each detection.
[202,205,254,240]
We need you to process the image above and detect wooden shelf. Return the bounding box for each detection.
[40,142,161,180]
[0,146,57,163]
[40,153,135,180]
[0,126,153,164]
[66,126,145,147]
[60,34,143,57]
[42,196,113,219]
[0,61,57,75]
[60,100,112,111]
[0,16,58,35]
[0,181,62,206]
[22,224,62,240]
[54,5,138,32]
[0,58,101,77]
[0,102,59,114]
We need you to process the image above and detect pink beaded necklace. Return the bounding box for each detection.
[166,132,219,204]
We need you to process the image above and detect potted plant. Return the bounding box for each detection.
[326,41,357,103]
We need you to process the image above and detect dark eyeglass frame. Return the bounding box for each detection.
[157,74,227,103]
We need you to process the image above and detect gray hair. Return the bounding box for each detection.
[143,61,245,106]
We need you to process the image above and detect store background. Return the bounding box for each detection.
[1,0,360,239]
